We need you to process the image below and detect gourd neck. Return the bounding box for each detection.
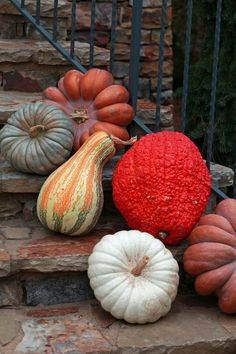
[29,124,47,138]
[131,256,149,276]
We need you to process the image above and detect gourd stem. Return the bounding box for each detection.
[29,125,47,138]
[71,109,89,124]
[112,136,137,146]
[131,256,149,276]
[158,231,169,239]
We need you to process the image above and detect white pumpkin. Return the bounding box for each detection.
[88,230,179,324]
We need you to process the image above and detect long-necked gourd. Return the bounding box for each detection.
[37,131,133,236]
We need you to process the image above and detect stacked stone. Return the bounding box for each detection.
[75,0,173,129]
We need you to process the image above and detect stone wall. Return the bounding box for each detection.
[0,0,173,103]
[74,0,173,103]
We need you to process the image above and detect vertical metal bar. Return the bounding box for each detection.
[109,0,117,73]
[89,0,96,68]
[36,0,41,25]
[21,0,25,8]
[52,0,58,41]
[180,0,193,132]
[155,0,168,130]
[70,0,77,59]
[128,0,143,113]
[206,0,222,169]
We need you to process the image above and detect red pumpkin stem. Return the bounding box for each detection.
[71,108,89,124]
[29,124,47,138]
[131,256,149,276]
[158,231,169,239]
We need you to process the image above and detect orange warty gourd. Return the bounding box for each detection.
[43,68,134,151]
[183,198,236,314]
[112,131,211,245]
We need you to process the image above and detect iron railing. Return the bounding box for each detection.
[8,0,236,199]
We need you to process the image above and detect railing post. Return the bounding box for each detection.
[109,0,117,73]
[180,0,193,132]
[89,0,96,68]
[128,0,143,114]
[206,0,222,169]
[155,0,168,130]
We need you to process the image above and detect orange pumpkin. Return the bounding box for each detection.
[43,68,134,151]
[183,198,236,314]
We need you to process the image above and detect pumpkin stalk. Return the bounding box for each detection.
[29,124,47,138]
[71,108,89,124]
[112,136,137,146]
[158,231,169,239]
[131,256,149,276]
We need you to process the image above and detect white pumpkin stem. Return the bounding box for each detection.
[112,136,137,146]
[131,256,149,276]
[29,124,47,138]
[71,108,89,124]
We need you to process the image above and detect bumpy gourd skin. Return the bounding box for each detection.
[112,132,210,245]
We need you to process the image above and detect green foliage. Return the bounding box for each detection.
[184,0,236,167]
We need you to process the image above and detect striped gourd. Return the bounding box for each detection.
[36,131,116,236]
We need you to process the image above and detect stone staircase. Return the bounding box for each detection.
[0,1,236,353]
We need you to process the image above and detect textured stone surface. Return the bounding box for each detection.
[117,302,236,353]
[24,273,94,306]
[0,277,22,307]
[0,227,31,240]
[210,162,234,188]
[0,196,22,218]
[0,90,42,123]
[22,200,37,221]
[0,312,17,345]
[0,0,71,18]
[0,154,120,194]
[0,246,11,277]
[0,39,109,66]
[0,15,67,40]
[2,295,236,353]
[0,214,186,281]
[14,225,123,273]
[2,70,61,92]
[137,100,173,127]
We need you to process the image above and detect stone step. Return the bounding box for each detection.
[0,39,109,66]
[0,154,120,194]
[0,91,42,124]
[0,216,187,307]
[0,151,233,195]
[0,39,109,91]
[0,0,71,18]
[1,294,236,353]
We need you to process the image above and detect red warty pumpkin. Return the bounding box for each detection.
[112,131,210,245]
[43,68,134,151]
[183,198,236,314]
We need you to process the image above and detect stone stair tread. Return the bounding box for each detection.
[0,154,119,193]
[0,0,71,18]
[0,216,186,278]
[1,295,236,353]
[0,39,110,66]
[0,90,42,123]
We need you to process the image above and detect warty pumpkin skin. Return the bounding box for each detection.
[88,230,179,324]
[183,198,236,314]
[37,131,119,236]
[112,131,210,245]
[43,68,134,151]
[0,103,74,175]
